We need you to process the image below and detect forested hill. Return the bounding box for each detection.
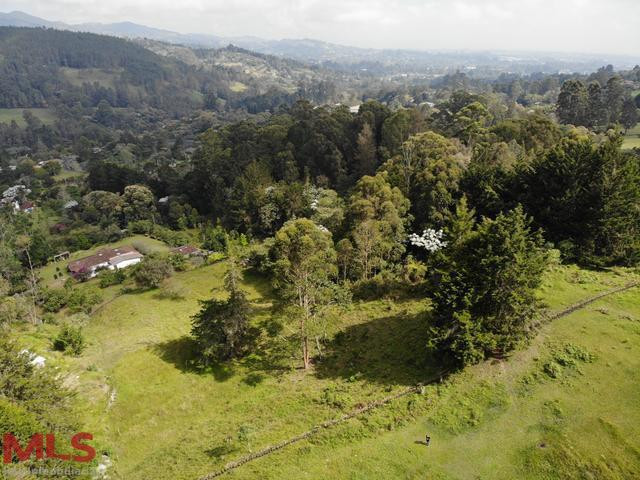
[0,27,207,112]
[137,40,351,105]
[0,27,346,115]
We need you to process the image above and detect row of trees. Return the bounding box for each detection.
[186,105,639,371]
[556,77,639,130]
[5,88,640,380]
[190,199,550,370]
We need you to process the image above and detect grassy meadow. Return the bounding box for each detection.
[622,123,640,150]
[13,253,640,479]
[52,170,87,183]
[59,67,122,89]
[0,108,57,126]
[39,235,170,289]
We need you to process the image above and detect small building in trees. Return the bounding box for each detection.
[170,245,204,257]
[14,200,35,213]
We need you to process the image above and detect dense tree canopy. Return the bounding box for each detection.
[430,206,549,366]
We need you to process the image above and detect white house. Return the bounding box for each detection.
[68,246,143,280]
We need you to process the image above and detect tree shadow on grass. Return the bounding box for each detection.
[314,310,443,386]
[151,289,187,301]
[242,270,274,300]
[150,336,236,382]
[150,327,290,383]
[204,443,237,460]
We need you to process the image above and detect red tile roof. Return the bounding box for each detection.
[170,245,201,256]
[68,246,141,274]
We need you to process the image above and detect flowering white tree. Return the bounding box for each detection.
[408,228,447,253]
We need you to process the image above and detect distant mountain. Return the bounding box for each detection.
[1,10,639,73]
[0,10,65,28]
[0,11,228,47]
[0,26,358,114]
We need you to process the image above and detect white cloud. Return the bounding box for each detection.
[2,0,639,55]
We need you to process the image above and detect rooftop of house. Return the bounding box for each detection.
[2,184,30,199]
[170,245,201,256]
[68,246,142,274]
[109,251,144,265]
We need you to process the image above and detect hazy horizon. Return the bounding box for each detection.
[1,0,639,57]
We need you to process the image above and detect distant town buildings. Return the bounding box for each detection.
[2,184,30,202]
[1,185,34,213]
[16,201,35,213]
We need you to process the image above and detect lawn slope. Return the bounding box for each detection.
[15,261,640,479]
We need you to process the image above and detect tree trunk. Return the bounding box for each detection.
[25,248,38,325]
[302,333,310,369]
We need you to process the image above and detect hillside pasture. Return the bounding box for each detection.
[0,107,56,126]
[14,260,640,479]
[39,235,171,289]
[60,67,122,89]
[622,123,640,150]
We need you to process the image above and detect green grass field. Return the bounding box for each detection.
[229,81,249,93]
[237,270,640,479]
[622,123,640,150]
[14,259,640,479]
[60,67,122,89]
[40,235,170,289]
[52,170,86,182]
[0,108,57,126]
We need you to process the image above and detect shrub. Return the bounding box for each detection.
[53,325,86,355]
[41,312,57,324]
[103,223,124,242]
[42,289,67,313]
[319,384,354,410]
[0,296,29,325]
[246,239,274,274]
[402,256,427,285]
[150,225,191,247]
[169,253,188,271]
[98,269,126,288]
[66,289,102,314]
[543,361,562,379]
[132,256,174,289]
[201,224,228,252]
[207,252,226,264]
[190,256,205,268]
[0,397,43,445]
[128,220,154,235]
[156,282,185,300]
[352,271,404,300]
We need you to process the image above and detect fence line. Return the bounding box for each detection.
[539,281,639,325]
[199,280,639,479]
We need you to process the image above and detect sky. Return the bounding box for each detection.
[2,0,639,56]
